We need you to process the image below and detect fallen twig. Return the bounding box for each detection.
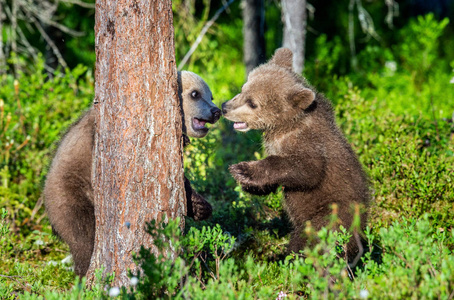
[30,196,43,222]
[0,274,31,292]
[348,231,364,269]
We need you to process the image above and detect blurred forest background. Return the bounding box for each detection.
[1,0,454,298]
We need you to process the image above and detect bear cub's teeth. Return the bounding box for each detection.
[193,118,207,130]
[233,122,248,130]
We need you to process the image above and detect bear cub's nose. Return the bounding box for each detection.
[211,107,222,122]
[221,102,228,115]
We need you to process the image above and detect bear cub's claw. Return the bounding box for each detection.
[229,162,254,184]
[229,162,277,196]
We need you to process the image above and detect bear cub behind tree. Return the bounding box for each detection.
[222,48,370,263]
[44,71,220,277]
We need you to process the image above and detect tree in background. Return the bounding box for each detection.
[281,0,308,74]
[2,0,451,77]
[0,0,4,75]
[86,0,185,287]
[242,0,266,75]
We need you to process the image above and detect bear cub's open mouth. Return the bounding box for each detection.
[192,118,210,131]
[233,122,248,131]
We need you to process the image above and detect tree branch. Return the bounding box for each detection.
[20,1,85,37]
[60,0,95,9]
[178,0,234,71]
[30,15,68,69]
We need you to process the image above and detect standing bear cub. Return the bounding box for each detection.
[44,71,221,277]
[222,48,370,262]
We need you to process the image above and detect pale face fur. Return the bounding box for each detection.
[222,64,314,133]
[44,70,218,277]
[178,71,221,138]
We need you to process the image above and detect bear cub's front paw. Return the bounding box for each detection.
[229,162,277,195]
[229,161,255,184]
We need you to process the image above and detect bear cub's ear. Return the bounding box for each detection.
[288,87,315,110]
[269,48,293,71]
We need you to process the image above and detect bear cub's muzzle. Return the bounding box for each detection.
[210,107,222,123]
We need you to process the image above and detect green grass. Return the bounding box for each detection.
[0,58,93,297]
[1,13,453,299]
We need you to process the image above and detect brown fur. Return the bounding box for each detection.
[44,71,220,276]
[222,48,370,262]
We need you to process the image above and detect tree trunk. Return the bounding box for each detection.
[86,0,185,288]
[0,1,4,75]
[281,0,307,74]
[242,0,266,75]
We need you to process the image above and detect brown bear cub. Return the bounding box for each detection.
[44,71,220,277]
[222,48,370,263]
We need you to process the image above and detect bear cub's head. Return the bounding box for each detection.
[222,48,315,132]
[178,71,221,138]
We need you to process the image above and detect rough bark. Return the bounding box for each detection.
[242,0,266,75]
[86,0,185,287]
[282,0,307,74]
[0,1,4,75]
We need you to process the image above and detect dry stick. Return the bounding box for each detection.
[30,15,68,69]
[221,0,231,14]
[348,231,365,269]
[355,0,381,42]
[384,0,399,29]
[4,5,53,74]
[394,252,412,269]
[348,0,382,70]
[177,0,234,71]
[12,0,18,74]
[30,196,43,222]
[448,288,454,300]
[16,27,38,59]
[344,231,363,281]
[0,275,22,278]
[36,213,47,225]
[16,21,56,73]
[0,274,30,292]
[23,2,85,37]
[60,0,95,9]
[429,93,440,141]
[36,16,85,37]
[8,0,86,70]
[199,254,217,280]
[427,259,437,278]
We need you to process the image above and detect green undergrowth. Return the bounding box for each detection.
[121,216,454,299]
[0,58,94,296]
[0,57,94,236]
[1,13,454,299]
[13,216,454,299]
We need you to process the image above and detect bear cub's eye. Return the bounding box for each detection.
[191,90,200,99]
[246,99,257,109]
